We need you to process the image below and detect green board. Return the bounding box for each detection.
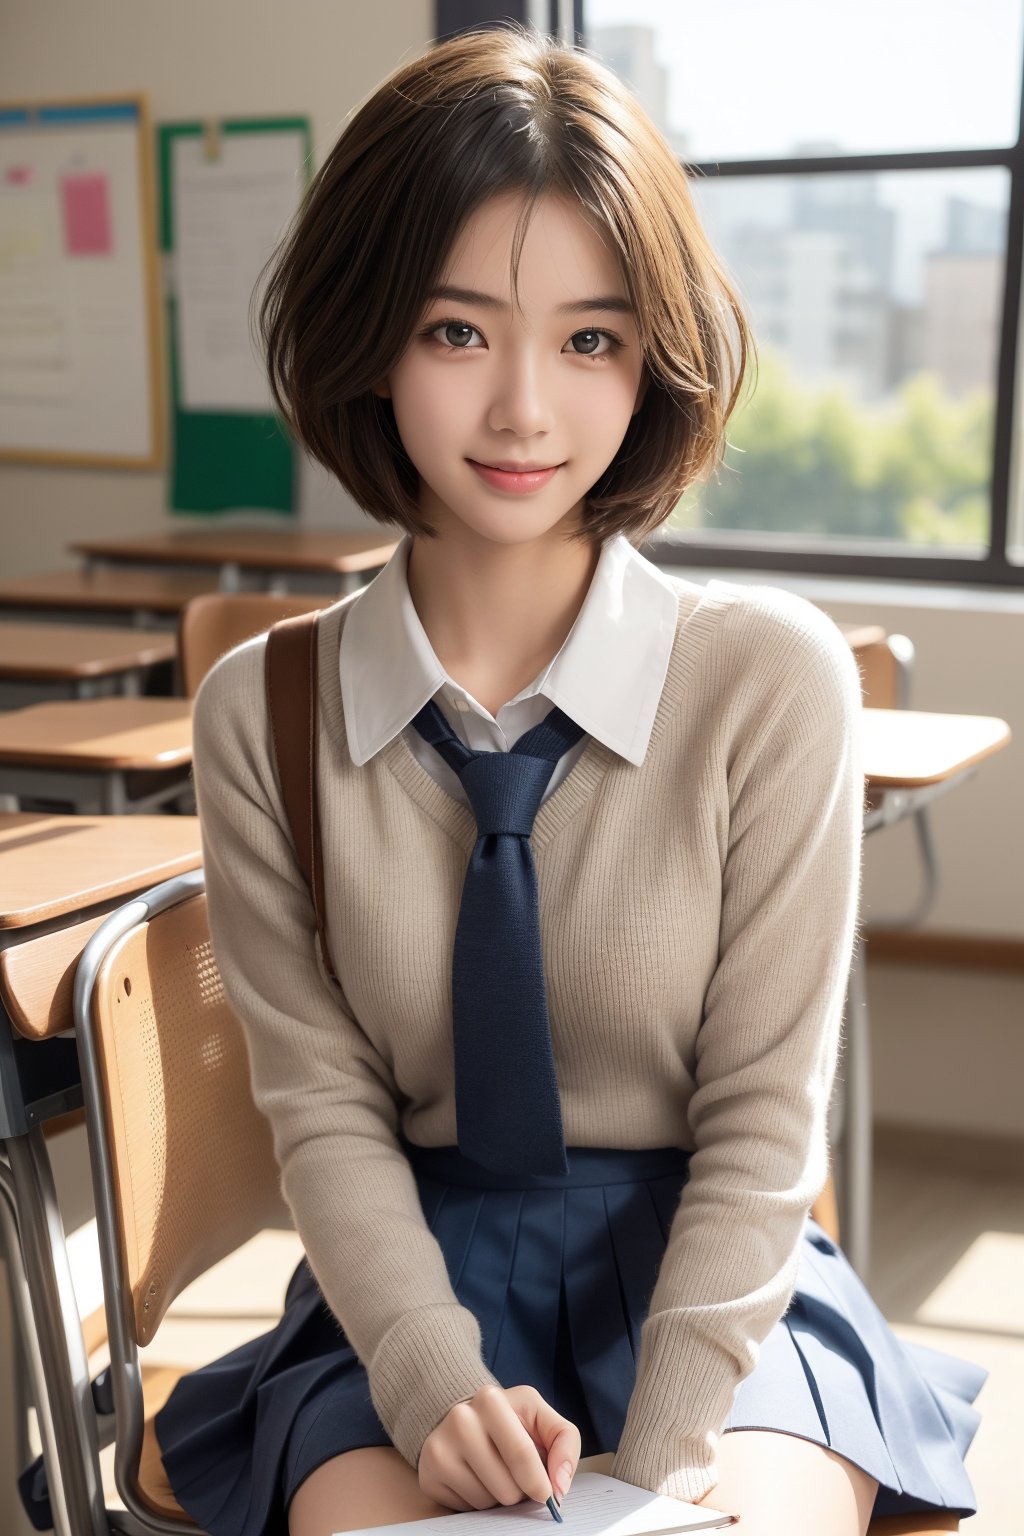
[157,118,313,516]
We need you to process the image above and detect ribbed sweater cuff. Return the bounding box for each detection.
[369,1303,502,1470]
[610,1436,718,1507]
[609,1313,737,1505]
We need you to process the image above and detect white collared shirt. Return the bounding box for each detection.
[339,531,683,806]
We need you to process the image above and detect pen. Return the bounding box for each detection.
[546,1494,564,1523]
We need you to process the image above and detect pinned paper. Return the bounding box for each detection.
[60,170,113,255]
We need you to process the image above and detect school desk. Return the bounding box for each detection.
[0,698,192,815]
[838,707,1012,1280]
[0,568,220,631]
[0,811,204,1535]
[69,528,399,595]
[0,622,177,709]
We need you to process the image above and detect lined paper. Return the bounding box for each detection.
[333,1471,738,1536]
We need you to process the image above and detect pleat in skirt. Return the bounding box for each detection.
[18,1136,988,1534]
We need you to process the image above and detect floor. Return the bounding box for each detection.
[77,1139,1021,1530]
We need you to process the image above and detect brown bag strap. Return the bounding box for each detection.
[264,609,338,983]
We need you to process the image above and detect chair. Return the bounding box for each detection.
[176,592,329,698]
[40,869,957,1534]
[14,866,287,1531]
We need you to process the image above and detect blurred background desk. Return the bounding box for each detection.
[69,528,400,595]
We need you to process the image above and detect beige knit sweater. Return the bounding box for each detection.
[190,572,865,1506]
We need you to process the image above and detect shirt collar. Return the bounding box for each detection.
[340,530,680,768]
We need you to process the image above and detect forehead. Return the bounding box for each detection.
[437,190,628,312]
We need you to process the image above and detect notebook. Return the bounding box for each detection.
[332,1470,739,1536]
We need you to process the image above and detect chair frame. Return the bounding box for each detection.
[76,869,208,1534]
[5,872,210,1529]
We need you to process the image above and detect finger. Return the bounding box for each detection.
[433,1481,474,1514]
[420,1424,495,1511]
[479,1390,557,1504]
[449,1455,510,1510]
[445,1396,529,1508]
[525,1396,582,1499]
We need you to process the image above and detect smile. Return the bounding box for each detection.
[467,459,563,492]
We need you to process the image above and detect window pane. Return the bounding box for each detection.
[584,1,1024,160]
[673,168,1006,554]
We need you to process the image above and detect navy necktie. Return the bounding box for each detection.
[408,697,588,1177]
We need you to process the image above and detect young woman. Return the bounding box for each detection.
[148,23,986,1536]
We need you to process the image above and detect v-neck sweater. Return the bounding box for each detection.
[188,572,865,1506]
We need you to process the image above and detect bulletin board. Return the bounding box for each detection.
[158,117,312,516]
[0,94,164,467]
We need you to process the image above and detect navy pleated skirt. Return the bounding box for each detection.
[18,1137,989,1534]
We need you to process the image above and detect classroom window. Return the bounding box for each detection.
[438,0,1024,585]
[672,166,1007,562]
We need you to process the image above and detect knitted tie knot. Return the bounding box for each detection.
[459,751,553,837]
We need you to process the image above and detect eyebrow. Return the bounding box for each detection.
[426,284,634,316]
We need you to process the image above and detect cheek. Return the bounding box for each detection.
[563,376,642,448]
[390,363,473,452]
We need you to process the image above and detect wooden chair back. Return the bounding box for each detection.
[177,591,327,696]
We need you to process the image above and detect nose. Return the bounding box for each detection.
[485,345,556,438]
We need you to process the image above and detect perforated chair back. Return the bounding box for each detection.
[177,590,327,696]
[75,867,289,1527]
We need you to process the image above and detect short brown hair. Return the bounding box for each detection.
[255,21,757,546]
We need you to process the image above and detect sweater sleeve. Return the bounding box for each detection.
[190,638,501,1470]
[610,594,865,1506]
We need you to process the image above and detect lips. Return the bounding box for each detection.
[471,459,561,472]
[468,459,563,493]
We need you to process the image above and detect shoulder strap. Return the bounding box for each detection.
[264,609,338,983]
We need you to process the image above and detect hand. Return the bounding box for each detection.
[418,1383,581,1513]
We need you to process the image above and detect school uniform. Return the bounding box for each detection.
[21,531,986,1533]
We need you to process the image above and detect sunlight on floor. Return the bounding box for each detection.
[913,1229,1024,1335]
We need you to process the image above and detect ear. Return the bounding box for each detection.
[371,379,391,400]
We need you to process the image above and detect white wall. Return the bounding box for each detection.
[1,2,1021,1526]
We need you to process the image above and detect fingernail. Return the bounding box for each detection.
[558,1461,574,1496]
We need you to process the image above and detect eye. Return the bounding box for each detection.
[425,319,484,349]
[567,328,619,358]
[421,317,625,361]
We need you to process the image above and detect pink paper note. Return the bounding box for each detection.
[61,171,113,255]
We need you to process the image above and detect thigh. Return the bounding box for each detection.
[693,1428,879,1536]
[289,1445,452,1536]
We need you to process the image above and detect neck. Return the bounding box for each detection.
[406,525,602,716]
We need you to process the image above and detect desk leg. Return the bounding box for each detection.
[0,1159,76,1536]
[838,941,873,1283]
[4,1134,109,1536]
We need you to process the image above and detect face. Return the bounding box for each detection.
[372,189,649,550]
